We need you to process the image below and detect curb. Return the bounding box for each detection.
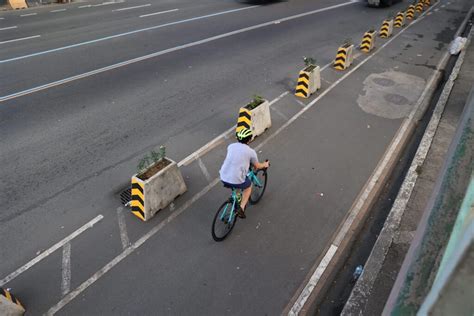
[342,14,473,316]
[291,69,443,316]
[285,3,455,313]
[287,54,446,316]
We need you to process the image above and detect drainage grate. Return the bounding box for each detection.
[119,187,131,206]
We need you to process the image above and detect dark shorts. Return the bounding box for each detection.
[222,176,252,190]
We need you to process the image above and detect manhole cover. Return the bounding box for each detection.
[373,78,395,87]
[384,93,409,105]
[119,187,131,206]
[357,71,425,119]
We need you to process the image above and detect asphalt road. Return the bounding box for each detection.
[0,0,471,314]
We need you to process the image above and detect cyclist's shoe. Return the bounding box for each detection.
[236,206,246,219]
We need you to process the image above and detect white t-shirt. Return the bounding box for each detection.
[219,143,258,184]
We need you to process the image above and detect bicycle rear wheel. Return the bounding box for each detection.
[211,201,237,242]
[249,169,267,205]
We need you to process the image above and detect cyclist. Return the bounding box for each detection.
[219,128,270,218]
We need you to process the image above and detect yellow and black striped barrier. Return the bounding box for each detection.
[295,71,311,98]
[416,1,424,12]
[406,5,415,20]
[379,19,393,38]
[334,44,353,70]
[236,108,252,133]
[1,288,25,314]
[424,0,431,6]
[360,30,376,53]
[394,11,405,28]
[131,178,145,221]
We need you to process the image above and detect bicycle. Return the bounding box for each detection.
[211,164,268,242]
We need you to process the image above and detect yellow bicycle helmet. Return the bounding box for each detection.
[236,128,253,141]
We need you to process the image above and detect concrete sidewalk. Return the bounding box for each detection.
[342,14,474,316]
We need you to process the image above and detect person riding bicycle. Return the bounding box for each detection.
[219,128,270,218]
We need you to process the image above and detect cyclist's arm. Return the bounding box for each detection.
[253,161,269,170]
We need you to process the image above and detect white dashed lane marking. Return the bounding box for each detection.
[0,35,41,45]
[114,3,150,11]
[139,8,178,18]
[61,243,72,296]
[0,26,17,31]
[0,215,104,287]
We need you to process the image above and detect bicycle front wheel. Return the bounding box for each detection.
[249,169,267,205]
[211,201,237,242]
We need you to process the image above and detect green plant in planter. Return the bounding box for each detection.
[303,56,317,67]
[247,95,264,110]
[343,38,353,47]
[137,145,167,173]
[137,155,150,174]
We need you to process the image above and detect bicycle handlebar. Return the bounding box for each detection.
[265,159,271,168]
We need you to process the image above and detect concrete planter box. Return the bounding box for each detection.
[394,11,406,27]
[0,289,25,316]
[360,30,377,53]
[295,64,321,98]
[131,158,187,222]
[244,99,272,139]
[305,64,321,92]
[334,43,354,70]
[380,19,394,37]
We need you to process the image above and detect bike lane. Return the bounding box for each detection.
[46,1,468,314]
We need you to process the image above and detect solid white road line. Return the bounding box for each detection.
[287,3,440,314]
[45,89,289,314]
[0,215,103,287]
[139,8,178,18]
[92,1,121,7]
[0,5,259,64]
[178,90,290,167]
[44,17,417,306]
[46,178,221,316]
[114,4,150,11]
[289,245,338,316]
[0,18,4,20]
[51,9,67,12]
[0,1,355,103]
[5,0,351,63]
[0,26,17,31]
[295,99,306,108]
[116,207,130,250]
[197,157,212,183]
[61,243,72,296]
[78,5,91,8]
[270,106,289,121]
[20,13,37,17]
[0,35,40,45]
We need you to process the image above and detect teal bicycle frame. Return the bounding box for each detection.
[219,169,264,223]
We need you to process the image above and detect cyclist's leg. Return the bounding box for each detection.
[241,187,251,210]
[239,177,252,211]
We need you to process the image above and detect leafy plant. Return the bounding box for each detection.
[247,95,264,110]
[137,146,166,173]
[303,56,317,67]
[137,156,151,174]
